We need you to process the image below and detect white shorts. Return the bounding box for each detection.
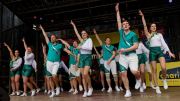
[145,61,151,73]
[119,53,138,72]
[69,64,80,77]
[104,60,117,74]
[46,61,60,75]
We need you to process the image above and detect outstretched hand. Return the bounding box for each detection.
[3,42,8,47]
[93,28,97,34]
[39,24,43,30]
[22,38,25,42]
[169,52,176,59]
[70,20,75,26]
[139,10,144,16]
[115,3,119,12]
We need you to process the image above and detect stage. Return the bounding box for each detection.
[11,87,180,101]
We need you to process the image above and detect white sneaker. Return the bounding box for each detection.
[31,90,36,96]
[56,87,60,95]
[163,79,168,90]
[101,88,105,92]
[60,87,64,92]
[82,91,88,97]
[16,91,20,96]
[156,86,161,94]
[119,87,124,91]
[49,91,55,98]
[44,90,47,93]
[10,92,16,96]
[69,88,74,93]
[87,88,93,96]
[150,82,156,89]
[47,90,51,95]
[73,90,78,95]
[36,88,40,93]
[135,79,141,89]
[143,82,146,89]
[124,90,132,97]
[115,86,120,92]
[20,93,27,97]
[107,87,112,93]
[140,86,144,93]
[79,85,83,91]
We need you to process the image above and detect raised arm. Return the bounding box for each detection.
[22,38,28,51]
[115,3,122,30]
[39,25,50,44]
[58,39,70,49]
[93,46,101,58]
[93,29,103,46]
[4,42,14,59]
[70,20,83,43]
[139,10,151,38]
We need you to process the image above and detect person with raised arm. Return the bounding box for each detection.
[70,20,93,97]
[4,43,22,96]
[115,3,141,97]
[93,46,105,91]
[93,29,120,93]
[59,39,83,94]
[39,25,66,97]
[139,10,175,94]
[21,38,36,96]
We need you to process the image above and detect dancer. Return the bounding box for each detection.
[21,38,36,96]
[93,46,105,91]
[59,39,83,94]
[115,3,141,97]
[93,29,120,92]
[136,39,150,92]
[40,25,67,97]
[4,43,22,96]
[139,10,175,94]
[70,20,93,97]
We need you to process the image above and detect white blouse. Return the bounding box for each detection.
[24,51,34,65]
[149,33,170,52]
[136,42,149,54]
[80,38,93,54]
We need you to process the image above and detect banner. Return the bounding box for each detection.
[146,61,180,86]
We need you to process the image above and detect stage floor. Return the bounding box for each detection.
[11,87,180,101]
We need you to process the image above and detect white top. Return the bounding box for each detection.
[32,60,37,70]
[80,38,93,54]
[136,42,149,54]
[115,55,120,62]
[24,51,34,65]
[59,61,69,73]
[149,33,170,52]
[12,58,22,70]
[99,58,104,64]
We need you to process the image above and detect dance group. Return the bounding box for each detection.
[4,3,175,98]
